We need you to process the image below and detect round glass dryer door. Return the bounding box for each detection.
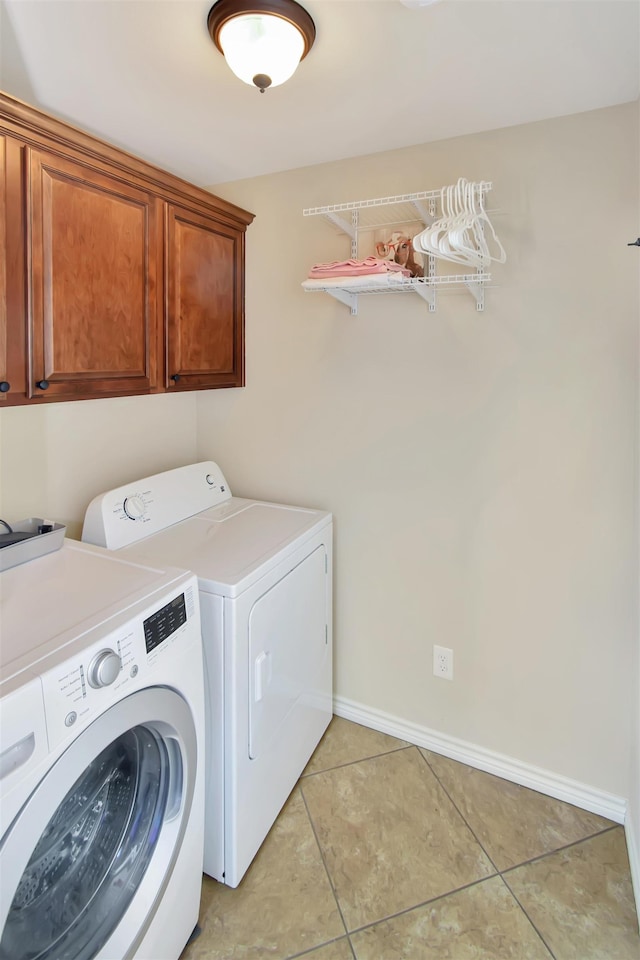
[0,687,197,960]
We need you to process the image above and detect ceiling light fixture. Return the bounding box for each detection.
[207,0,316,93]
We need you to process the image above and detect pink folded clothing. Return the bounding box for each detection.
[308,257,410,279]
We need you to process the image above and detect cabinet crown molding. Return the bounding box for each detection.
[0,89,254,229]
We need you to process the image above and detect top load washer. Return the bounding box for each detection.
[82,461,333,887]
[0,539,204,960]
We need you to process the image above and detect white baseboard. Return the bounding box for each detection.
[333,695,627,824]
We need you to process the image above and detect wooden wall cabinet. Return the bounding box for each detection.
[0,92,254,406]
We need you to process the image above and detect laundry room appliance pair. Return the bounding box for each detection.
[82,460,333,888]
[0,540,204,960]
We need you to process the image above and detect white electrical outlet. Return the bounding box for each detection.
[433,645,453,680]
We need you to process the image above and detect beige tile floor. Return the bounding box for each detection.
[180,718,640,960]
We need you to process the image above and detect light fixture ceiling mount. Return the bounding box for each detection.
[207,0,316,93]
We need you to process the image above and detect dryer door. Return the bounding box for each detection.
[248,544,328,759]
[0,687,197,960]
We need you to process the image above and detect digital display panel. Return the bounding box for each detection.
[143,593,187,653]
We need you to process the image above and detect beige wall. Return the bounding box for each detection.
[198,103,639,798]
[0,104,636,805]
[0,393,199,539]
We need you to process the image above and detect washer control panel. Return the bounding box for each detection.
[41,581,198,748]
[82,461,231,550]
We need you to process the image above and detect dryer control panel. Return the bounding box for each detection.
[82,461,232,550]
[41,581,199,749]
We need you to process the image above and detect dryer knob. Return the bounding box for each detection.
[88,649,121,688]
[123,495,146,520]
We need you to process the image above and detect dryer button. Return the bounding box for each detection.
[65,711,78,727]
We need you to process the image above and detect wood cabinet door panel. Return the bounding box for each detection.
[28,149,160,400]
[167,205,244,389]
[0,135,6,400]
[0,135,27,404]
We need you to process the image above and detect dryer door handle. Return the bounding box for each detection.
[254,651,271,702]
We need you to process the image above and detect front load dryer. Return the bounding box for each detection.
[82,461,333,887]
[0,540,204,960]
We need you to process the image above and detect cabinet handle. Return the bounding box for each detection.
[0,381,10,393]
[170,374,181,383]
[35,380,49,391]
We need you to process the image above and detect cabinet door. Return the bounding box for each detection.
[166,204,244,390]
[27,149,162,401]
[0,135,26,405]
[0,135,7,402]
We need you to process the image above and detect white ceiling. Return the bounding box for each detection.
[1,0,638,187]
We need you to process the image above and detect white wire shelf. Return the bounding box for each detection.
[303,273,492,313]
[303,184,492,233]
[302,183,496,313]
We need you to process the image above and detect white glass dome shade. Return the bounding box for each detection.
[220,15,304,89]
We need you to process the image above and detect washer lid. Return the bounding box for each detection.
[116,498,331,597]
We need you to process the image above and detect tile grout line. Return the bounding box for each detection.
[342,874,504,939]
[497,831,613,960]
[498,822,622,875]
[292,740,625,959]
[301,744,412,780]
[298,745,504,952]
[417,750,628,959]
[415,747,559,957]
[294,741,427,959]
[285,933,355,960]
[269,818,621,960]
[417,747,501,873]
[297,782,357,960]
[418,748,622,876]
[298,744,506,952]
[498,874,558,960]
[184,725,637,960]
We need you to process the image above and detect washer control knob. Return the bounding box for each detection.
[88,650,121,688]
[123,495,146,520]
[206,474,215,486]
